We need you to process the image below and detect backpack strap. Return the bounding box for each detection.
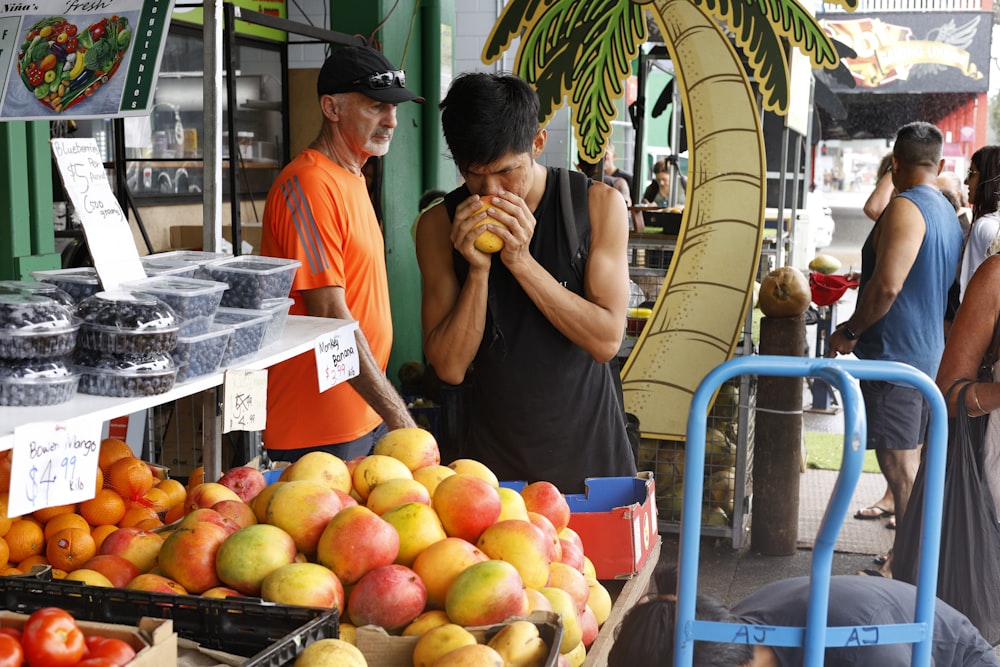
[558,168,592,281]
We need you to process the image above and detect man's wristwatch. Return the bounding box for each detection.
[842,324,859,340]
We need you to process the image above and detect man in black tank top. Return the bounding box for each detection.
[414,72,637,493]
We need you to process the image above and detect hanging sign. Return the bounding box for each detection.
[0,0,176,122]
[314,322,360,393]
[51,137,144,290]
[223,369,268,433]
[8,419,101,518]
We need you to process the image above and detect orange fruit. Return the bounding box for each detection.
[134,517,163,531]
[49,568,68,579]
[32,503,76,524]
[108,457,154,501]
[163,503,185,525]
[0,537,8,567]
[95,466,104,492]
[186,467,205,490]
[118,504,159,528]
[98,438,134,476]
[46,527,96,572]
[79,489,126,527]
[17,554,47,570]
[6,518,44,563]
[0,565,23,576]
[155,479,187,509]
[90,524,119,551]
[0,451,11,493]
[43,513,91,541]
[0,493,12,538]
[142,488,170,514]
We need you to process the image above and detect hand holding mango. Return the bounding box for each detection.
[471,195,504,253]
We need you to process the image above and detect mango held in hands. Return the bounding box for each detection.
[758,266,811,318]
[472,196,504,253]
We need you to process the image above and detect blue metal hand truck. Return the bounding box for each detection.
[674,356,948,667]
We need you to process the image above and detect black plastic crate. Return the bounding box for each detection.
[0,575,337,657]
[243,611,340,666]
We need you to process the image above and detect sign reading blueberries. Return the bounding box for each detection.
[223,369,267,433]
[9,418,101,518]
[51,137,145,290]
[314,322,360,393]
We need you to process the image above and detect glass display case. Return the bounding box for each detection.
[71,20,287,204]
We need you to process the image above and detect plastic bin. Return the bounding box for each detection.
[260,297,293,348]
[215,307,271,366]
[145,250,233,280]
[140,255,201,279]
[0,358,79,406]
[72,350,177,397]
[0,294,79,359]
[204,256,300,309]
[171,325,232,383]
[31,267,103,303]
[0,280,75,308]
[75,291,179,355]
[122,276,228,336]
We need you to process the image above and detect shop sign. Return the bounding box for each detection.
[0,0,175,121]
[173,0,287,42]
[9,419,101,518]
[818,12,990,94]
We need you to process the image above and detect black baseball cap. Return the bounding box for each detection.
[317,45,424,104]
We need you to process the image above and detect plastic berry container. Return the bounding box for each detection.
[146,250,233,280]
[72,350,177,397]
[214,307,272,366]
[259,297,293,349]
[140,255,201,279]
[171,325,232,383]
[0,280,75,308]
[0,294,79,359]
[0,358,79,406]
[31,267,102,303]
[204,256,301,309]
[75,291,179,355]
[122,276,228,336]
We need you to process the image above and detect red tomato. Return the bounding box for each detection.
[0,629,20,641]
[20,607,85,667]
[65,24,77,37]
[88,22,105,42]
[0,634,23,667]
[83,637,135,665]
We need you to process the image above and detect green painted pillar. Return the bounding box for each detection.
[0,121,60,280]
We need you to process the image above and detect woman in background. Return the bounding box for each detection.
[958,145,1000,300]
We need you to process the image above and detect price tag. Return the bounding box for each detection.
[50,138,145,290]
[314,322,361,393]
[223,369,268,433]
[9,419,101,519]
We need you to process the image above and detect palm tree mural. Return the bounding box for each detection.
[482,0,854,441]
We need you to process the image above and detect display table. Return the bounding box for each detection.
[0,315,353,480]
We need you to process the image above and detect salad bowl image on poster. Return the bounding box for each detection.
[4,12,136,117]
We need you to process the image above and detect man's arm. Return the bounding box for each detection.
[502,182,630,363]
[415,202,490,385]
[828,195,925,356]
[301,286,416,430]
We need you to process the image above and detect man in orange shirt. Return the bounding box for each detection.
[261,45,423,462]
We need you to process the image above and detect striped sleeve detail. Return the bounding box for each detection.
[282,175,330,275]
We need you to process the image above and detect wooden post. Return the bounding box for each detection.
[752,313,806,555]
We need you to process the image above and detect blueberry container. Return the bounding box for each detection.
[171,325,232,383]
[146,250,232,280]
[259,297,293,348]
[122,276,228,336]
[0,358,79,406]
[140,255,200,279]
[204,256,301,309]
[75,291,179,355]
[72,350,177,397]
[0,280,75,308]
[215,307,272,366]
[31,267,102,303]
[0,294,79,359]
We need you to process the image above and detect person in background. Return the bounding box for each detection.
[958,146,1000,301]
[603,143,634,196]
[863,152,895,222]
[828,121,963,576]
[641,157,687,207]
[415,72,637,492]
[938,170,973,238]
[607,561,1000,667]
[260,45,423,463]
[578,151,644,233]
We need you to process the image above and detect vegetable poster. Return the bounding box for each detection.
[0,0,175,121]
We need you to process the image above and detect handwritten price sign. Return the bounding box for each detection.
[314,322,361,393]
[50,138,145,290]
[9,419,102,518]
[223,369,268,433]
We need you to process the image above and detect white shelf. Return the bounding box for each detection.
[0,315,353,451]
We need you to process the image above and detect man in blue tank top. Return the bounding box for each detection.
[828,122,964,574]
[414,72,637,492]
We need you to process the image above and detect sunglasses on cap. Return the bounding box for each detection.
[349,70,406,90]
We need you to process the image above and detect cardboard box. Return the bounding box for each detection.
[355,611,562,667]
[169,223,262,253]
[0,612,177,666]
